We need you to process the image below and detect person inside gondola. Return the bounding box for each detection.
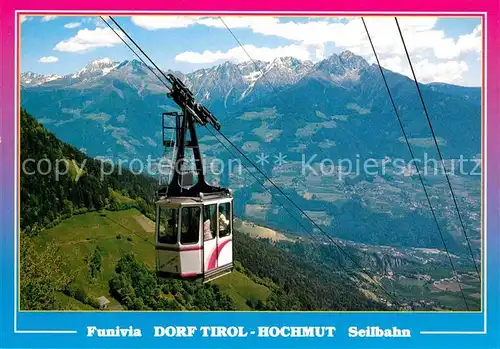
[203,206,215,241]
[219,205,230,233]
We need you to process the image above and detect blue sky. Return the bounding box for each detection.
[20,15,482,86]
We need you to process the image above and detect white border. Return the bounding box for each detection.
[13,10,488,336]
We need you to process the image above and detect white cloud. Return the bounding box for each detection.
[132,16,450,55]
[39,56,59,63]
[379,56,403,73]
[64,22,81,29]
[131,16,201,30]
[413,60,469,84]
[337,18,468,59]
[175,44,311,64]
[54,27,123,53]
[356,18,478,84]
[41,16,58,22]
[380,56,469,84]
[133,16,349,47]
[456,24,482,54]
[131,16,481,61]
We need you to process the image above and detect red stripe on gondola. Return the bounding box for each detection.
[180,245,202,252]
[180,272,199,278]
[207,239,232,270]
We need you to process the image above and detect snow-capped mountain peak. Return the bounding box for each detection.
[20,51,371,100]
[339,50,369,70]
[310,50,369,85]
[72,58,120,79]
[273,56,304,68]
[92,57,114,65]
[21,72,62,86]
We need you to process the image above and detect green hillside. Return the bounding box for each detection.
[32,208,271,310]
[213,269,271,310]
[32,209,155,309]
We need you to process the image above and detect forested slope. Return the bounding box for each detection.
[234,232,386,310]
[20,108,157,231]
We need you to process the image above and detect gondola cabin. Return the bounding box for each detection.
[155,192,233,282]
[154,74,234,282]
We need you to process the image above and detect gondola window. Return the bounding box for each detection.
[158,207,178,244]
[181,206,201,244]
[219,202,231,238]
[203,204,217,241]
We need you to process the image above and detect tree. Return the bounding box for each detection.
[109,254,234,311]
[20,237,70,310]
[62,199,73,216]
[136,197,149,215]
[20,109,157,230]
[88,246,102,279]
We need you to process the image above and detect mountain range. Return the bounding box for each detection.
[21,51,480,159]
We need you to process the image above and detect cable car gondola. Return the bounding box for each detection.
[155,75,233,283]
